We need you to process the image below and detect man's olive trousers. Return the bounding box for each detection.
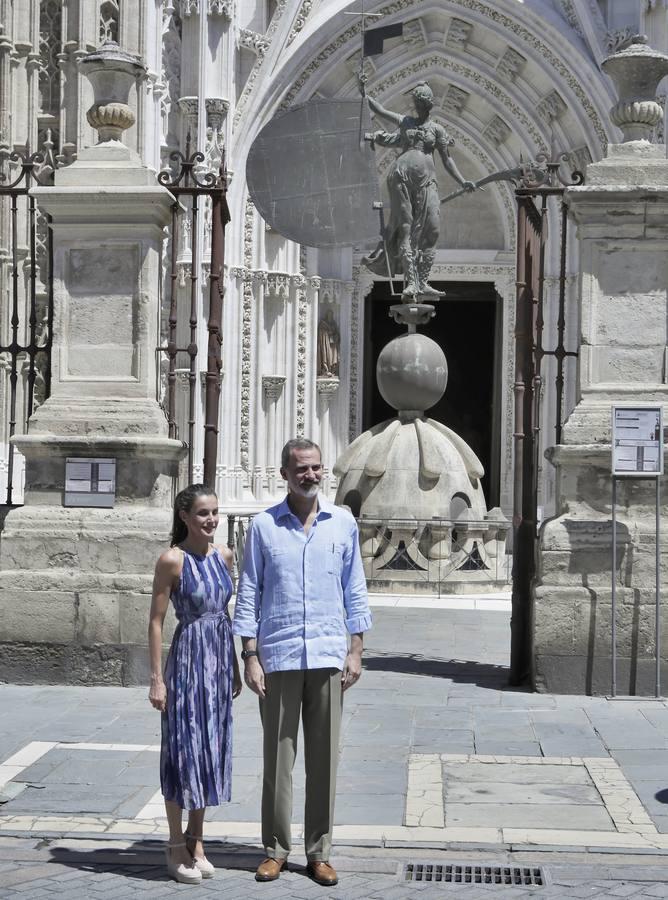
[259,667,342,861]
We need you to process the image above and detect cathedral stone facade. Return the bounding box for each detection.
[2,0,651,515]
[1,1,668,689]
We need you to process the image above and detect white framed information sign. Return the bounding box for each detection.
[612,405,663,477]
[64,457,116,507]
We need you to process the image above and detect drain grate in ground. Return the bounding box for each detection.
[402,863,545,886]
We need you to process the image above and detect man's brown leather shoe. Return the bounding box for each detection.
[255,857,286,881]
[306,861,338,886]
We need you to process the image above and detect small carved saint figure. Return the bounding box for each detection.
[317,308,340,377]
[362,81,475,299]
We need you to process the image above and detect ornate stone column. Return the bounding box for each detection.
[262,375,285,493]
[0,43,186,685]
[317,376,339,496]
[533,38,668,694]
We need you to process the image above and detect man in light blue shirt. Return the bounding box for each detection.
[233,437,371,887]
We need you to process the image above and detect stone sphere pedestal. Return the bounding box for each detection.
[334,301,509,594]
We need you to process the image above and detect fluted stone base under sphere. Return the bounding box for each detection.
[334,415,509,593]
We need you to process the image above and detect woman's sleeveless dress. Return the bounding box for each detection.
[160,547,234,810]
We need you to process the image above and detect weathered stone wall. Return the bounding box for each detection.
[534,138,668,694]
[535,447,668,694]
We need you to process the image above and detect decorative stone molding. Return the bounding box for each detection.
[346,48,375,77]
[250,269,268,287]
[558,0,584,38]
[202,99,228,172]
[537,89,567,123]
[483,115,511,146]
[349,267,374,443]
[318,279,346,304]
[100,0,120,43]
[356,55,548,154]
[280,0,608,152]
[262,375,286,402]
[496,46,527,82]
[446,17,473,50]
[177,95,199,130]
[182,0,200,15]
[569,145,593,173]
[240,198,254,471]
[238,28,270,58]
[605,27,637,54]
[177,262,192,288]
[204,124,225,172]
[208,0,233,18]
[403,18,426,46]
[265,272,292,303]
[287,1,314,45]
[316,376,339,398]
[206,97,229,130]
[442,84,470,116]
[233,0,292,128]
[296,247,308,437]
[161,6,182,153]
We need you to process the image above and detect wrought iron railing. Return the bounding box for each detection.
[158,135,230,489]
[0,144,56,506]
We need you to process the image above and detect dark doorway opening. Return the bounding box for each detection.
[363,281,501,506]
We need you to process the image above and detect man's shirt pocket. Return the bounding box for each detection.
[326,543,344,575]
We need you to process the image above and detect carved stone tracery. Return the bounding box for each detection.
[238,29,270,57]
[280,0,608,152]
[39,0,62,121]
[287,1,314,45]
[99,0,120,43]
[496,46,527,82]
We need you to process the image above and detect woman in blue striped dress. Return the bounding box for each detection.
[148,484,241,885]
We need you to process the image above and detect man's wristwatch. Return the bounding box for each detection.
[241,649,258,661]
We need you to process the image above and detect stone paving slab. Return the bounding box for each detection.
[447,802,616,830]
[4,607,668,872]
[446,780,603,805]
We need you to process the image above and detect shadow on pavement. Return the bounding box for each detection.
[48,840,264,882]
[363,652,517,689]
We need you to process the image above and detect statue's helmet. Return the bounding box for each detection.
[410,81,434,108]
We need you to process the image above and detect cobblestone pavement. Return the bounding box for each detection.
[2,603,668,897]
[2,838,668,898]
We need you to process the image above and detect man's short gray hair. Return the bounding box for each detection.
[281,437,321,470]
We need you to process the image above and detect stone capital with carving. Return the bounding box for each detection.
[205,97,230,130]
[177,95,199,127]
[262,375,286,402]
[266,272,291,302]
[316,376,340,398]
[238,28,270,57]
[208,0,233,19]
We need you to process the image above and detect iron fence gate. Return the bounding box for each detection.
[0,137,230,510]
[158,139,231,490]
[0,147,55,506]
[510,157,583,685]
